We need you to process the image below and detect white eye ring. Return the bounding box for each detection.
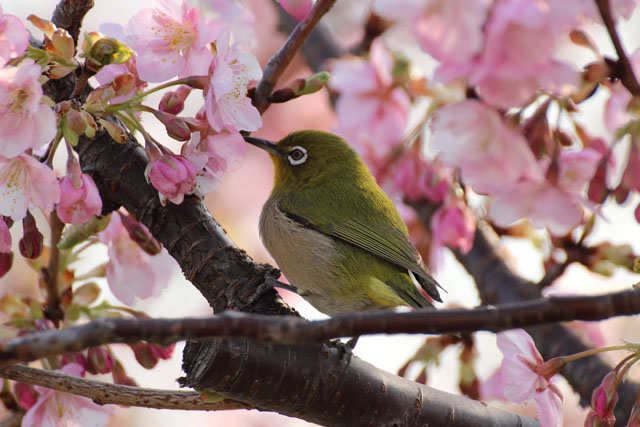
[287,146,308,165]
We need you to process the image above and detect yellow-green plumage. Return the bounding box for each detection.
[254,130,442,316]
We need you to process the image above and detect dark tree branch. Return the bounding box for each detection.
[595,0,640,96]
[253,0,337,113]
[51,0,95,44]
[2,289,640,368]
[0,365,250,411]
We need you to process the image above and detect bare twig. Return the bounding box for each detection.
[43,211,64,326]
[253,0,337,113]
[0,365,250,411]
[2,288,640,368]
[595,0,640,96]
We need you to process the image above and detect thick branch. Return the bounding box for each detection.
[253,0,337,113]
[2,289,640,368]
[0,365,249,411]
[595,0,640,96]
[51,0,95,44]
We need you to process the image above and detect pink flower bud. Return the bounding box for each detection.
[87,346,115,374]
[19,212,43,259]
[587,161,608,204]
[153,110,191,141]
[119,212,162,255]
[0,217,11,253]
[129,342,159,369]
[112,360,138,387]
[13,382,39,410]
[148,155,196,204]
[149,343,175,360]
[158,86,191,115]
[585,371,618,426]
[279,0,312,21]
[57,174,103,225]
[0,252,13,278]
[431,202,475,254]
[61,352,89,372]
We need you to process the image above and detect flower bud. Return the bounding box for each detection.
[14,382,39,410]
[148,155,196,203]
[119,212,162,255]
[19,212,43,259]
[153,110,191,141]
[585,371,618,426]
[0,252,13,278]
[112,360,138,387]
[129,342,159,369]
[149,343,175,360]
[87,346,115,374]
[61,352,89,372]
[159,86,191,115]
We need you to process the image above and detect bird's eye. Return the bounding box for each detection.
[287,146,308,165]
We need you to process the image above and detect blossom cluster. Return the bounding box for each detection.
[0,0,265,425]
[328,0,640,268]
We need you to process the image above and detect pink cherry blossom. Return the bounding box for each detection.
[430,100,542,194]
[57,175,103,225]
[194,0,256,48]
[558,148,602,194]
[21,363,112,427]
[94,56,148,103]
[99,213,175,305]
[373,0,490,66]
[279,0,313,21]
[430,201,475,253]
[465,0,579,109]
[0,217,10,252]
[497,329,563,427]
[205,30,262,132]
[0,5,29,67]
[124,0,221,82]
[547,0,636,29]
[198,128,246,173]
[0,59,57,158]
[393,154,451,204]
[489,178,583,236]
[0,154,60,221]
[330,39,410,164]
[148,154,196,205]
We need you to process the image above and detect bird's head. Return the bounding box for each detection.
[245,130,366,191]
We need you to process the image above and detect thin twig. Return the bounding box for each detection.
[253,0,337,113]
[2,288,640,368]
[595,0,640,96]
[43,211,64,326]
[0,365,250,411]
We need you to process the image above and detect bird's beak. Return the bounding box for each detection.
[243,136,281,155]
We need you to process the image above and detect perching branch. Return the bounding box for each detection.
[595,0,640,96]
[252,0,337,113]
[2,288,640,368]
[0,365,250,411]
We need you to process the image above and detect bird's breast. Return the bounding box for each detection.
[259,196,349,313]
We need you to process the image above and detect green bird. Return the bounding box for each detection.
[246,130,442,316]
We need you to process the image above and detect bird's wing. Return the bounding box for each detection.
[278,194,442,302]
